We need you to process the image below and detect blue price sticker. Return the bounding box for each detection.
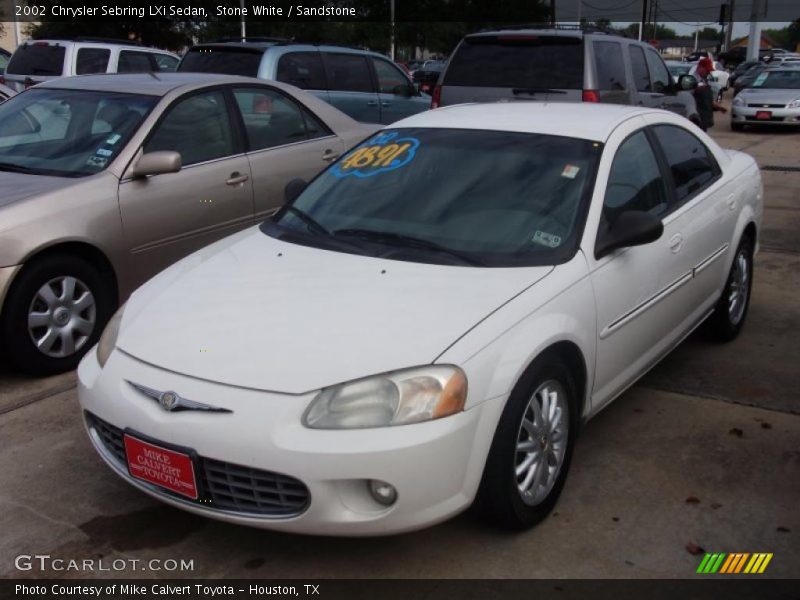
[331,132,419,179]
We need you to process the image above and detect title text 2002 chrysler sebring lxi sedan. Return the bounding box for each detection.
[78,103,763,535]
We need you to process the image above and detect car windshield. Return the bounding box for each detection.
[668,65,691,76]
[751,70,800,89]
[0,88,156,177]
[264,128,601,267]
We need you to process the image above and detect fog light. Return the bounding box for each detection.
[368,480,397,506]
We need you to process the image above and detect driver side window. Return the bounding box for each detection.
[644,49,671,93]
[601,131,668,232]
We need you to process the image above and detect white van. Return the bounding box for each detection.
[4,38,180,92]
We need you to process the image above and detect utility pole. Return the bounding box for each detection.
[746,0,762,62]
[724,0,735,51]
[240,0,246,42]
[639,0,648,40]
[390,0,395,61]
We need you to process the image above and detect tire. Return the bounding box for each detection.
[475,359,577,530]
[705,235,754,342]
[0,254,114,375]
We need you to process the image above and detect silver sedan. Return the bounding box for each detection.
[731,67,800,130]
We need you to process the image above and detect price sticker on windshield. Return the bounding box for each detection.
[752,72,769,87]
[331,132,419,179]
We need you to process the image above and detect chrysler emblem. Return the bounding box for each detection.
[126,381,232,413]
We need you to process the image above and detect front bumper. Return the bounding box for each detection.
[0,264,22,317]
[731,104,800,126]
[77,348,505,536]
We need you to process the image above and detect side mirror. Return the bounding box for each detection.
[595,211,664,259]
[131,151,181,178]
[679,74,698,91]
[284,178,307,203]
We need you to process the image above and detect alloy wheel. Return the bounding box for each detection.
[27,276,96,358]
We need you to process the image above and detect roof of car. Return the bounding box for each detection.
[35,72,268,96]
[390,102,651,142]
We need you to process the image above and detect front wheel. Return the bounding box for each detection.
[475,360,577,530]
[0,255,114,375]
[705,236,754,341]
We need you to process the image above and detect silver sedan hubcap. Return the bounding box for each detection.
[728,250,749,325]
[515,380,569,506]
[27,276,96,358]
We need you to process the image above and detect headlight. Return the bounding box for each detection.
[732,95,745,107]
[96,303,126,368]
[303,365,467,429]
[788,98,800,109]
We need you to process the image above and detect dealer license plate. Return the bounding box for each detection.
[755,111,772,120]
[124,434,198,499]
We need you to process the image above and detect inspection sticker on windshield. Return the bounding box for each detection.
[95,148,113,157]
[752,72,769,87]
[561,164,581,179]
[105,133,122,145]
[331,132,419,179]
[86,155,107,169]
[532,230,562,248]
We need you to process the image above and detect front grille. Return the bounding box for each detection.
[747,103,785,108]
[85,412,310,517]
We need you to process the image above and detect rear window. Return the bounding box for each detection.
[178,47,264,77]
[443,35,584,89]
[7,44,66,76]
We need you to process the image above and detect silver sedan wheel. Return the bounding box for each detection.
[27,276,96,358]
[728,249,750,326]
[515,379,569,506]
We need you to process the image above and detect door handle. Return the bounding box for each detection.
[367,100,378,107]
[669,233,683,253]
[322,149,340,162]
[381,101,391,107]
[226,172,249,186]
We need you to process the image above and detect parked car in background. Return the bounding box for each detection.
[733,62,779,96]
[0,73,378,375]
[730,60,760,86]
[412,59,446,94]
[667,60,729,100]
[764,54,800,68]
[684,50,715,63]
[435,29,701,126]
[731,67,800,130]
[78,102,762,535]
[0,83,16,102]
[178,40,430,124]
[0,48,10,72]
[4,38,180,92]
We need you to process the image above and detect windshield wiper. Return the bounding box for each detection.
[280,205,331,236]
[512,87,568,95]
[0,162,38,174]
[333,228,485,267]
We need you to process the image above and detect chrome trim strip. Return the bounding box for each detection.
[694,243,729,276]
[87,422,307,521]
[600,271,693,339]
[244,134,338,158]
[126,380,232,413]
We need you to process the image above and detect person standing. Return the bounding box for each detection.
[694,57,728,131]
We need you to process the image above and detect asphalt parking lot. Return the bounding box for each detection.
[1,99,797,579]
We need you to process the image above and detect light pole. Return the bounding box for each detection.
[390,0,395,61]
[240,0,246,42]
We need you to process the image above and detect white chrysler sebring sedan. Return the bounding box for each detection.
[78,103,763,535]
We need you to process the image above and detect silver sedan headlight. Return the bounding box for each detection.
[788,98,800,109]
[96,303,126,368]
[732,95,745,107]
[303,365,467,429]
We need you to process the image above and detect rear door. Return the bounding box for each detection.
[274,50,330,104]
[5,42,68,92]
[438,34,584,106]
[115,50,159,73]
[321,52,381,123]
[592,40,630,104]
[230,85,344,219]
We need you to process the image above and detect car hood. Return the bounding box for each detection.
[0,172,74,210]
[738,88,800,104]
[118,229,553,394]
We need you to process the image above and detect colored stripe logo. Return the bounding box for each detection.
[697,553,773,574]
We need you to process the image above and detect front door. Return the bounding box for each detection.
[589,123,685,410]
[321,52,381,123]
[118,89,254,284]
[370,56,427,124]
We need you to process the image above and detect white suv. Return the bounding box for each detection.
[4,38,179,92]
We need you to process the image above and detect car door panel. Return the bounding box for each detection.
[322,52,381,123]
[370,56,428,124]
